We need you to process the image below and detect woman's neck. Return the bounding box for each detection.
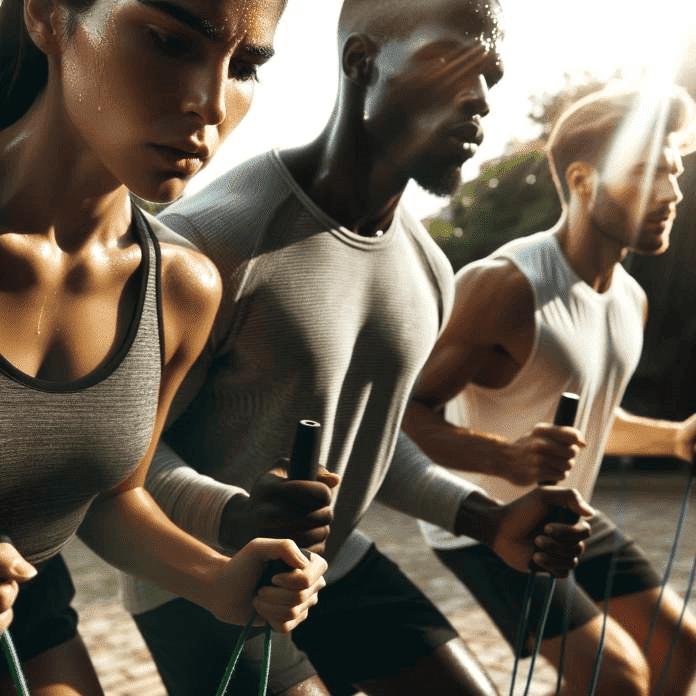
[0,86,131,248]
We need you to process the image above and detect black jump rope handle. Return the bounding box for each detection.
[530,393,580,571]
[257,420,322,589]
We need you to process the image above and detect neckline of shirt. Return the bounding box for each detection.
[549,231,620,303]
[0,204,152,393]
[269,149,399,251]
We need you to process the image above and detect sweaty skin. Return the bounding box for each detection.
[0,0,328,692]
[404,118,696,696]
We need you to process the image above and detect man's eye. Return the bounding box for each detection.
[148,28,193,58]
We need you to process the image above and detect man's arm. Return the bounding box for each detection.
[377,432,593,577]
[605,407,696,462]
[145,441,246,547]
[404,259,583,487]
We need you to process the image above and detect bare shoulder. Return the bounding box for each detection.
[142,209,221,315]
[158,240,221,320]
[450,257,534,339]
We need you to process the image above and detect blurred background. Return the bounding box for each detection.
[179,0,696,460]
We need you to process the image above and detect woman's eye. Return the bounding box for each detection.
[148,28,193,58]
[229,62,259,83]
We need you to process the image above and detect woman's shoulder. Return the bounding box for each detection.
[141,208,221,347]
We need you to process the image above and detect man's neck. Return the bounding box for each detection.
[280,105,407,237]
[555,209,628,294]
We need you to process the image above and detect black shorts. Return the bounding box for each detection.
[0,554,79,675]
[292,543,458,696]
[434,510,661,657]
[135,544,457,696]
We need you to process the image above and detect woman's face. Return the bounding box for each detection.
[59,0,285,201]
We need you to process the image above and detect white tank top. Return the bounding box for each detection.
[420,229,646,549]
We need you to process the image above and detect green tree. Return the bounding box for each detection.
[429,72,609,272]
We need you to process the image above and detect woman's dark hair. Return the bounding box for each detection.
[0,0,95,129]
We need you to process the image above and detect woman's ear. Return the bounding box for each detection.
[23,0,64,56]
[565,161,596,204]
[342,33,378,86]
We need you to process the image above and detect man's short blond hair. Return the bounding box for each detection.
[546,82,696,203]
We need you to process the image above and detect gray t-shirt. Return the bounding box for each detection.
[121,150,479,614]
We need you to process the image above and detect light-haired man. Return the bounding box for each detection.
[406,84,696,696]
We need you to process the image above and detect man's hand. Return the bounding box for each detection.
[219,462,340,555]
[674,412,696,462]
[501,424,586,486]
[455,488,593,577]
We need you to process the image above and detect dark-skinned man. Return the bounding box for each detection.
[120,1,593,694]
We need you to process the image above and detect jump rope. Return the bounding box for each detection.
[508,393,580,696]
[2,410,693,695]
[0,535,31,696]
[509,395,696,696]
[216,419,322,696]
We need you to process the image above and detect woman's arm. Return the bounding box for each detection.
[78,242,326,631]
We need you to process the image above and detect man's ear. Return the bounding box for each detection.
[342,33,378,86]
[23,0,64,56]
[565,161,596,203]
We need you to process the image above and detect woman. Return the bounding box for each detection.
[0,0,327,692]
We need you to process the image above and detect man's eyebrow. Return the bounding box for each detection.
[139,0,227,41]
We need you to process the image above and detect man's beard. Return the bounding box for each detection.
[590,184,636,247]
[411,155,464,197]
[591,183,668,254]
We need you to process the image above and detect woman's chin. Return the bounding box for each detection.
[132,176,189,206]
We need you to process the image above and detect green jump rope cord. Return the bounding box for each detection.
[2,631,30,696]
[215,612,272,696]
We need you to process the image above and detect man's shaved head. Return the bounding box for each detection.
[338,0,503,45]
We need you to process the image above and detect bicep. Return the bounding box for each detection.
[415,263,517,409]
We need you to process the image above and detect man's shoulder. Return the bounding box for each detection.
[161,152,288,232]
[157,151,297,262]
[452,256,534,328]
[454,255,529,295]
[614,262,648,310]
[487,229,558,264]
[395,200,454,276]
[142,209,199,252]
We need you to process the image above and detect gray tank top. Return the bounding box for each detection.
[0,206,163,564]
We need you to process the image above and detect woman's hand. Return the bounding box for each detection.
[0,541,37,633]
[204,538,327,633]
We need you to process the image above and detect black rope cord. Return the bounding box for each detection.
[644,460,695,655]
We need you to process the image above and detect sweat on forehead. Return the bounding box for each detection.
[338,0,502,43]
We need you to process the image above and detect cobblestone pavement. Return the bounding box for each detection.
[62,470,696,695]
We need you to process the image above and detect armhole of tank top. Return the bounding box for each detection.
[489,252,542,394]
[133,206,166,371]
[151,231,166,371]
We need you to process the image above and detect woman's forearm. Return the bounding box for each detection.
[78,487,233,614]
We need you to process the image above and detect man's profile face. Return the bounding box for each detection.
[592,141,683,255]
[361,0,504,196]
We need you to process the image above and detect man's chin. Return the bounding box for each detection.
[630,233,671,256]
[413,166,462,197]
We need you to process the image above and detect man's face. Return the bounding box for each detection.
[591,141,684,255]
[361,0,504,196]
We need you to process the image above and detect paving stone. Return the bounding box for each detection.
[60,471,696,695]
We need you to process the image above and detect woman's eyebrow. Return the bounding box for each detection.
[139,0,226,41]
